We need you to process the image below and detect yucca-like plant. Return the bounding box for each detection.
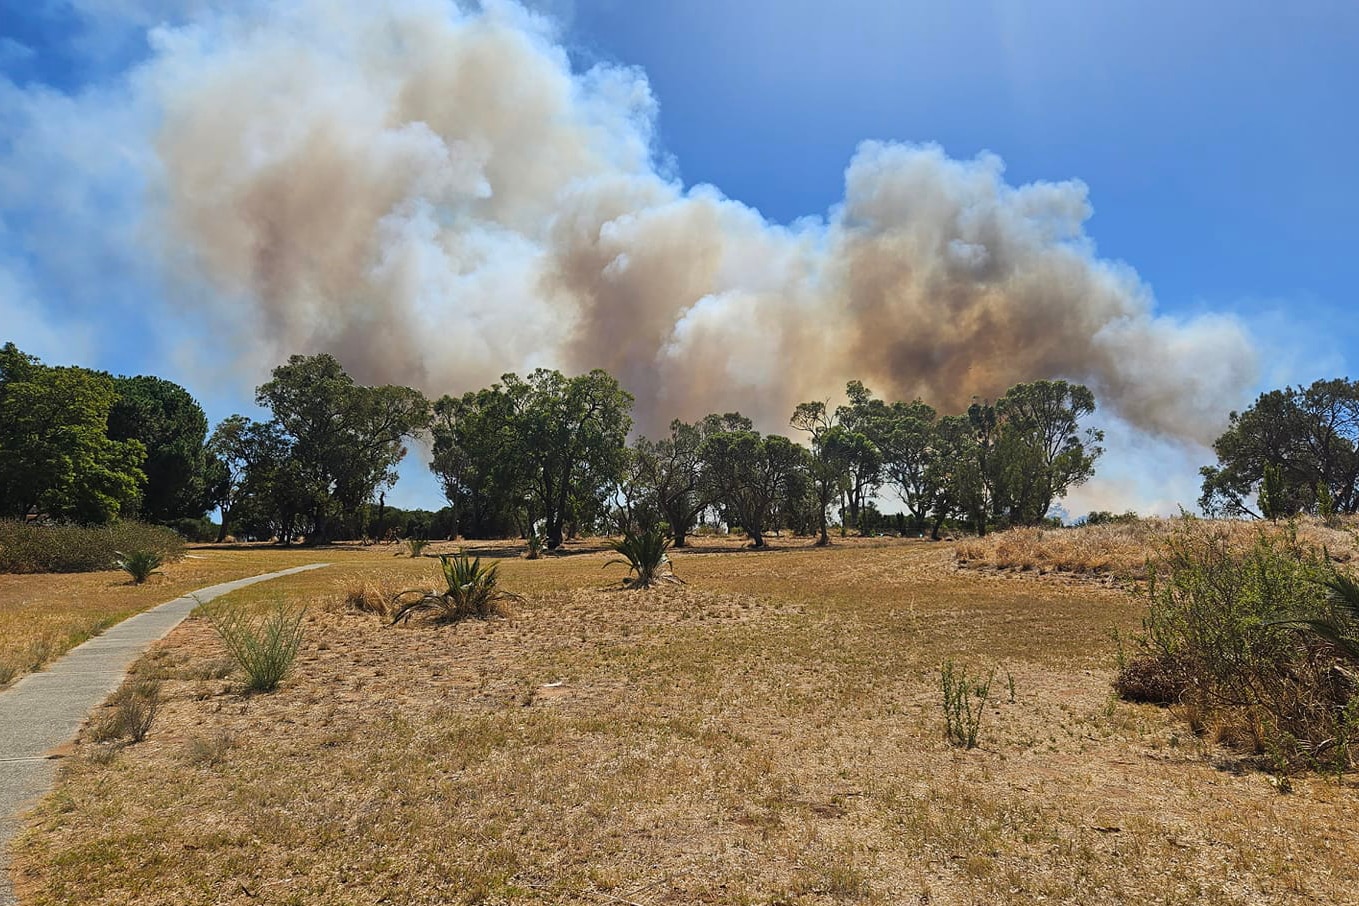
[525,531,544,560]
[606,528,682,589]
[116,549,164,584]
[207,602,306,692]
[392,552,522,624]
[1268,569,1359,661]
[407,538,431,558]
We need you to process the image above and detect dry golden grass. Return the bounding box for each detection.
[955,515,1359,582]
[0,545,352,688]
[10,536,1359,904]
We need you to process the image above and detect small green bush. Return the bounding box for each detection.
[392,552,522,624]
[606,528,681,588]
[941,660,995,749]
[207,601,306,692]
[116,549,164,584]
[0,520,185,573]
[525,531,544,560]
[406,538,431,558]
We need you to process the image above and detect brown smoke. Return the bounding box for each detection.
[146,0,1256,442]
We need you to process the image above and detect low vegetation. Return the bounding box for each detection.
[1117,523,1359,774]
[205,600,306,692]
[0,519,185,574]
[940,660,996,749]
[16,538,1359,905]
[605,528,680,588]
[391,551,522,623]
[955,514,1359,581]
[116,549,165,584]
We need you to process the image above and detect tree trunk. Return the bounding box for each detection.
[748,529,765,548]
[216,507,230,543]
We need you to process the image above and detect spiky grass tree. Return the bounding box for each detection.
[116,550,164,584]
[392,552,523,623]
[606,528,682,588]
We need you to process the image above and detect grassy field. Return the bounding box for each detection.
[8,537,1359,904]
[0,545,347,687]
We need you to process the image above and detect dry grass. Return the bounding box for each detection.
[0,545,351,688]
[955,515,1359,582]
[9,536,1359,904]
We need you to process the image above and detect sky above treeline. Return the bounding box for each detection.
[2,0,1356,516]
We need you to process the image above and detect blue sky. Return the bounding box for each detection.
[2,0,1357,515]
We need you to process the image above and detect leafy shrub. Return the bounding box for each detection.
[406,538,431,558]
[207,601,306,692]
[0,519,185,574]
[116,549,164,584]
[940,660,995,749]
[1123,523,1359,772]
[606,528,681,588]
[392,552,522,624]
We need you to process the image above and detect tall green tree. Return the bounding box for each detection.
[876,399,942,536]
[992,380,1103,525]
[1200,379,1359,519]
[107,375,210,522]
[699,429,809,548]
[204,414,252,542]
[255,354,430,542]
[632,419,709,547]
[790,400,844,546]
[0,343,145,522]
[834,382,886,533]
[431,369,633,548]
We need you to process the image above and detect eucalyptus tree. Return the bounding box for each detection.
[632,419,709,546]
[699,428,809,548]
[1200,378,1359,518]
[255,353,430,542]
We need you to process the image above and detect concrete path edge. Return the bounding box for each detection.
[0,562,329,906]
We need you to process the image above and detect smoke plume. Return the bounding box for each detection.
[137,0,1254,441]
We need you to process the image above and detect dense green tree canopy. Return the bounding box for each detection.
[0,343,145,522]
[254,354,431,541]
[1200,378,1359,518]
[430,369,633,547]
[108,374,210,522]
[699,428,809,548]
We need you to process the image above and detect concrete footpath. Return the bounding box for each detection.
[0,563,328,906]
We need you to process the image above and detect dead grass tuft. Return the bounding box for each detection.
[956,515,1359,582]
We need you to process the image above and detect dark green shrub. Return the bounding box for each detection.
[164,516,219,543]
[392,552,522,624]
[606,528,680,588]
[0,520,185,573]
[1123,522,1359,772]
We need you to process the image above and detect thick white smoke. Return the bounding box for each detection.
[130,0,1255,440]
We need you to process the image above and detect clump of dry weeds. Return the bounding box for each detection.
[956,515,1359,582]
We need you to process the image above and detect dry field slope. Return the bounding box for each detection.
[10,538,1359,905]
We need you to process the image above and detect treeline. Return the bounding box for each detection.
[2,341,1107,544]
[0,343,210,526]
[429,373,1105,547]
